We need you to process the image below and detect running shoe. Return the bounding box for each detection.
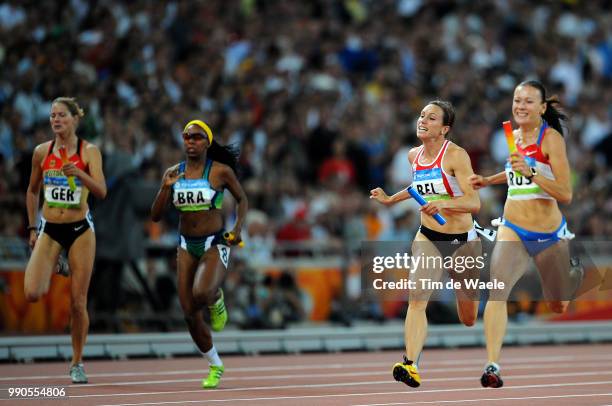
[209,289,228,332]
[69,363,88,384]
[202,364,224,389]
[56,253,70,277]
[392,355,421,388]
[481,363,503,388]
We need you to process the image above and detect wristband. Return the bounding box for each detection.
[525,167,537,180]
[27,225,38,232]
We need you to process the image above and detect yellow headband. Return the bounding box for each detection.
[183,120,213,144]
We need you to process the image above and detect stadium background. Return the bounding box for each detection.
[0,0,611,335]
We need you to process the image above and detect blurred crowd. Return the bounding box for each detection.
[1,0,611,327]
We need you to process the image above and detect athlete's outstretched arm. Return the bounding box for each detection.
[469,171,506,189]
[370,188,412,206]
[370,146,419,206]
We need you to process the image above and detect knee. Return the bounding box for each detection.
[192,287,217,306]
[24,280,47,302]
[71,296,88,316]
[459,313,476,327]
[25,289,41,303]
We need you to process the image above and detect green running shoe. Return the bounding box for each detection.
[202,365,224,389]
[69,363,88,384]
[209,289,228,332]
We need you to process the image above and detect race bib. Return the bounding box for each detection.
[217,244,231,268]
[474,220,496,241]
[173,179,216,210]
[412,168,451,201]
[44,179,82,208]
[556,222,575,240]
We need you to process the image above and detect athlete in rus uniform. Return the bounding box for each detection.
[24,97,107,383]
[470,80,578,388]
[151,119,247,389]
[371,101,481,388]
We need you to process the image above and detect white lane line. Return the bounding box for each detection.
[18,378,612,403]
[3,352,612,382]
[0,362,382,381]
[0,362,606,391]
[353,393,612,406]
[0,362,609,397]
[92,381,612,405]
[0,363,612,394]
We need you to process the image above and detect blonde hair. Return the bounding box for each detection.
[52,97,85,118]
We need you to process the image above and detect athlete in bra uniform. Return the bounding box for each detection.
[24,97,107,383]
[371,101,481,388]
[470,80,577,388]
[151,119,247,389]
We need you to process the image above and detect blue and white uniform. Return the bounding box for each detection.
[502,121,574,256]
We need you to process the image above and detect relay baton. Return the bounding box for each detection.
[503,120,522,176]
[223,231,245,247]
[58,147,77,191]
[406,186,446,226]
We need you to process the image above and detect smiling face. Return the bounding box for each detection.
[416,104,449,140]
[49,102,78,137]
[182,124,210,158]
[512,85,546,127]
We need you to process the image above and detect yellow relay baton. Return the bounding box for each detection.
[223,231,245,247]
[503,120,522,177]
[58,147,77,191]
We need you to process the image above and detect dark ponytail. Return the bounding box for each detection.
[208,140,240,174]
[518,80,568,136]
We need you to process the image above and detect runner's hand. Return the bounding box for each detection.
[421,200,447,216]
[162,165,183,188]
[62,162,82,177]
[28,229,38,249]
[370,187,391,205]
[509,153,530,175]
[469,174,488,190]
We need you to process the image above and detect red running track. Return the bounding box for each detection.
[1,344,612,405]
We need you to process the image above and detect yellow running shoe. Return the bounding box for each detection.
[209,289,228,332]
[392,356,421,387]
[202,365,224,389]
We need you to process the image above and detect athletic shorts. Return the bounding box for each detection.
[179,230,231,268]
[418,224,478,258]
[501,217,573,257]
[40,211,95,251]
